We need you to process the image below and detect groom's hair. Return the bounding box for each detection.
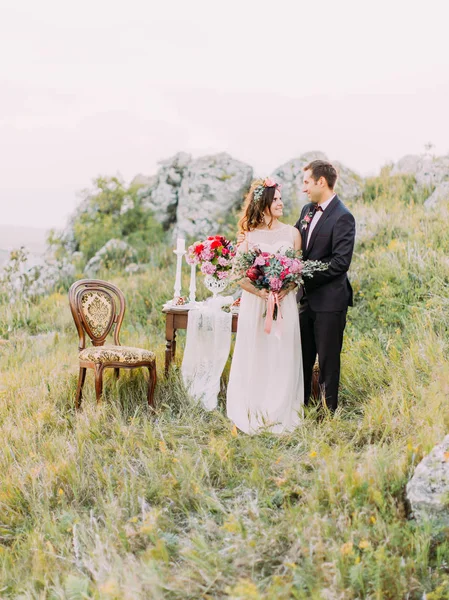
[304,160,337,190]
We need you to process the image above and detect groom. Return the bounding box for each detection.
[295,160,356,412]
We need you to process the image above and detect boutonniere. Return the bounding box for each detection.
[300,210,315,231]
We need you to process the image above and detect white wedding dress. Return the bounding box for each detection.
[226,225,304,434]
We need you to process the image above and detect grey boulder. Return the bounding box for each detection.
[175,152,253,239]
[406,435,449,529]
[85,239,137,277]
[271,151,363,214]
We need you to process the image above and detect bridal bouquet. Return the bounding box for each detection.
[233,247,328,332]
[186,235,236,280]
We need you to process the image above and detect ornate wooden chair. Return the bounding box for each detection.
[69,279,157,409]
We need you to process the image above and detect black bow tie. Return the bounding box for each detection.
[313,205,323,213]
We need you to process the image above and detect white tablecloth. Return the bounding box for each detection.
[181,302,232,410]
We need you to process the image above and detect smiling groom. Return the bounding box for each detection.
[295,160,356,412]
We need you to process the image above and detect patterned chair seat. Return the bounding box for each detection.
[79,345,155,364]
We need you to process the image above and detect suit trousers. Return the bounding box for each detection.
[299,299,347,411]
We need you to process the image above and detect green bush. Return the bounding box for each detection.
[49,176,166,263]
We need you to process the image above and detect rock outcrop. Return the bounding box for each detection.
[406,435,449,529]
[392,154,449,189]
[424,182,449,209]
[138,152,191,229]
[137,152,253,238]
[271,151,363,213]
[175,153,253,238]
[85,239,137,277]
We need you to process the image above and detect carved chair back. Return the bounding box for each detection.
[69,279,126,350]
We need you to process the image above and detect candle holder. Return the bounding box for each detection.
[173,248,186,301]
[189,262,197,304]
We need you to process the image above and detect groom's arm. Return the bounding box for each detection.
[305,212,356,289]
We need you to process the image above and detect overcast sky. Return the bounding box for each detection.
[1,0,448,230]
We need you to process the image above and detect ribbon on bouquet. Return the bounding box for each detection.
[264,291,283,337]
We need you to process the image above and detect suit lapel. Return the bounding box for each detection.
[299,204,312,251]
[306,195,340,254]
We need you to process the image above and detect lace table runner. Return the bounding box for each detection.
[181,305,232,410]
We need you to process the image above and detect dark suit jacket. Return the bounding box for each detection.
[294,195,356,312]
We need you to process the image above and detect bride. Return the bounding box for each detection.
[227,178,304,434]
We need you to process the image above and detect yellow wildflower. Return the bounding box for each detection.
[359,540,370,549]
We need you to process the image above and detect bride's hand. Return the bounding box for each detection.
[236,232,246,245]
[258,289,269,301]
[278,284,297,301]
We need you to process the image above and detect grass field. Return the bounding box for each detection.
[1,174,449,598]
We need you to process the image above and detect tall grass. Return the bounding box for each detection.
[1,176,449,598]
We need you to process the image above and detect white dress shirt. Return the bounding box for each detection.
[306,194,336,248]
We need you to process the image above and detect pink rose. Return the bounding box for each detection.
[217,256,229,267]
[254,255,266,266]
[216,270,228,280]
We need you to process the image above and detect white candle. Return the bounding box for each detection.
[189,262,196,304]
[173,251,183,299]
[176,238,186,253]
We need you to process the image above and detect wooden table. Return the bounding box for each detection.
[163,307,238,375]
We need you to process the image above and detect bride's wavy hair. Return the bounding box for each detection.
[238,179,280,233]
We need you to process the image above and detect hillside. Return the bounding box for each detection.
[0,161,449,597]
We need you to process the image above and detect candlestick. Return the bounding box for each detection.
[173,248,185,300]
[189,262,196,304]
[176,237,186,253]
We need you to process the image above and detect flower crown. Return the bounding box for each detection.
[252,177,280,205]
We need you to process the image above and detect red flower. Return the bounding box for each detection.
[194,243,204,254]
[210,240,222,249]
[222,248,229,255]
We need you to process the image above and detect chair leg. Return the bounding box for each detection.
[75,367,87,409]
[94,364,104,403]
[147,363,157,408]
[114,368,120,379]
